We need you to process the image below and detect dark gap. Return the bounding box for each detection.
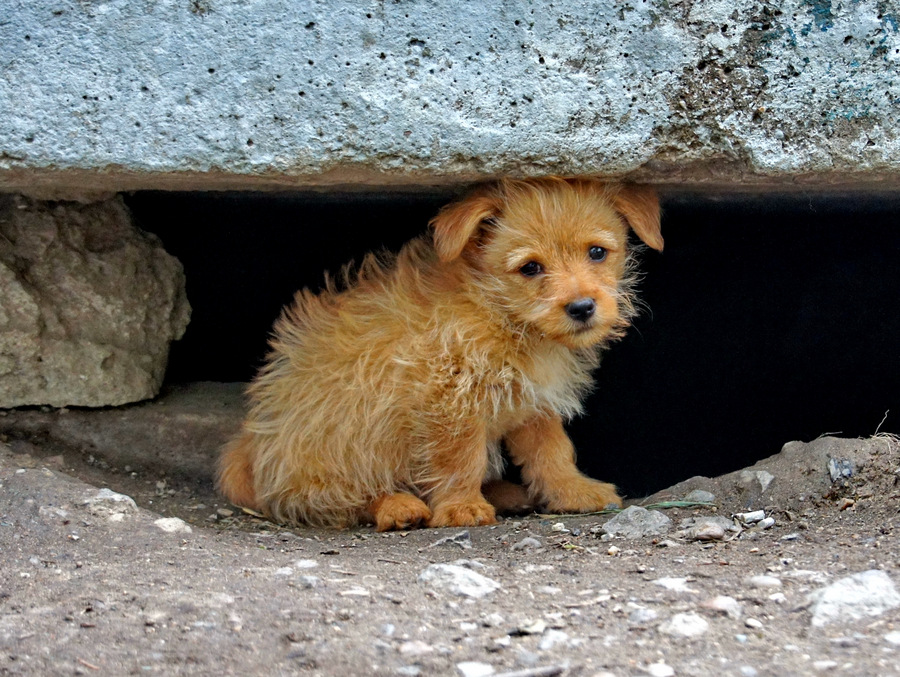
[126,191,900,498]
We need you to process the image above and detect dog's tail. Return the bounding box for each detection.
[217,432,260,512]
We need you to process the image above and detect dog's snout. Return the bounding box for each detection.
[565,298,596,322]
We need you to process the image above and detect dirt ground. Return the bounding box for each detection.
[2,383,900,677]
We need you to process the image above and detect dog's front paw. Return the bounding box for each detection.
[369,493,433,532]
[544,478,623,514]
[428,500,498,528]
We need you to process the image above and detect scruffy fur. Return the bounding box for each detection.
[218,178,663,530]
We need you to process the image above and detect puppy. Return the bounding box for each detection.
[217,178,662,530]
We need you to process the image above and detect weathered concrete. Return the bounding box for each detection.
[1,0,899,197]
[0,196,190,407]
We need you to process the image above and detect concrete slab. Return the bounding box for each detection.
[2,0,899,196]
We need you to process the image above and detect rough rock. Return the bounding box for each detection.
[418,562,501,599]
[0,196,190,407]
[2,0,899,197]
[0,382,240,481]
[807,570,900,627]
[601,506,672,539]
[648,437,892,511]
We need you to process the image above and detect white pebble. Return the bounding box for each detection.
[538,629,569,651]
[294,559,318,569]
[885,631,900,645]
[482,613,505,628]
[758,517,776,529]
[646,664,675,677]
[813,661,838,672]
[399,641,433,657]
[153,517,192,534]
[736,510,765,524]
[702,595,743,619]
[653,577,697,593]
[744,618,763,629]
[747,575,782,588]
[551,522,569,533]
[517,619,547,635]
[659,612,709,638]
[456,661,494,677]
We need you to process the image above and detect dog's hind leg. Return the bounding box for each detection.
[482,480,536,515]
[217,432,261,511]
[366,492,433,532]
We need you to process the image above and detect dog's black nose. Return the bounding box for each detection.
[565,298,596,322]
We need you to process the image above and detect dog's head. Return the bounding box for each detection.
[430,178,663,349]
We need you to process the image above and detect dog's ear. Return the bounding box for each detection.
[430,192,501,262]
[611,185,664,252]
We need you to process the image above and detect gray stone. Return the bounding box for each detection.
[0,196,190,407]
[677,515,739,542]
[682,489,717,504]
[828,458,855,483]
[808,570,900,627]
[418,563,501,598]
[1,0,899,197]
[602,506,672,539]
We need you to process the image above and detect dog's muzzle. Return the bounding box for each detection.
[565,298,596,323]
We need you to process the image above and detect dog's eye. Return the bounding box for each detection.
[519,261,543,277]
[589,246,608,262]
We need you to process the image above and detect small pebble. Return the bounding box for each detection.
[702,595,742,619]
[758,517,776,529]
[884,631,900,645]
[607,545,621,556]
[744,618,763,629]
[482,613,505,628]
[153,517,192,534]
[216,508,234,519]
[747,575,782,589]
[653,577,696,593]
[299,575,320,588]
[517,619,547,635]
[646,663,675,677]
[456,662,494,677]
[683,489,716,503]
[538,629,569,651]
[659,612,709,637]
[739,667,759,677]
[629,607,659,625]
[399,641,433,657]
[550,522,569,533]
[813,661,838,672]
[736,510,765,524]
[838,497,855,511]
[511,536,542,551]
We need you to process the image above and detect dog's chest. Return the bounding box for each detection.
[488,346,594,426]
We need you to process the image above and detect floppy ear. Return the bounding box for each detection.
[429,192,500,262]
[611,184,664,252]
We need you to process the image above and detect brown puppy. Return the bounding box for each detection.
[217,178,662,530]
